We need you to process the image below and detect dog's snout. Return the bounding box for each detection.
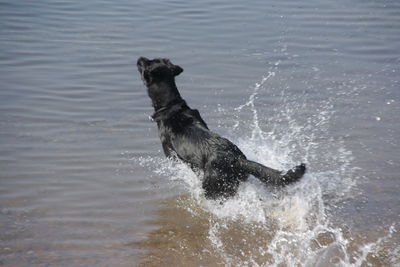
[137,57,150,67]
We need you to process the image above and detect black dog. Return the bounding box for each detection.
[137,57,306,199]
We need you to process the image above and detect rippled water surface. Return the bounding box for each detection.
[1,0,399,266]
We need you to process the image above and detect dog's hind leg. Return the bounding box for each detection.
[202,174,242,199]
[202,158,241,199]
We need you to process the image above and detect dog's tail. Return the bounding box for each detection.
[238,158,306,186]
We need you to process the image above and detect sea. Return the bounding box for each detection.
[0,0,399,266]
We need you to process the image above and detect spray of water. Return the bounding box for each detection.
[135,72,398,266]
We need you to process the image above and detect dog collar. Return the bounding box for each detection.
[150,99,186,121]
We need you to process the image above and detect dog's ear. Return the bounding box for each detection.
[173,65,183,76]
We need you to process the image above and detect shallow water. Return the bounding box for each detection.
[1,0,399,266]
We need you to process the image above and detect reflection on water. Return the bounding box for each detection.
[1,0,400,265]
[134,196,222,266]
[137,196,397,266]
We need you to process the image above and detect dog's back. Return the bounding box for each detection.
[157,103,245,169]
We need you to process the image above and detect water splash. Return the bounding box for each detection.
[135,73,399,266]
[234,71,275,140]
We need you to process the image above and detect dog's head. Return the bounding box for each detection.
[137,57,183,86]
[137,57,184,109]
